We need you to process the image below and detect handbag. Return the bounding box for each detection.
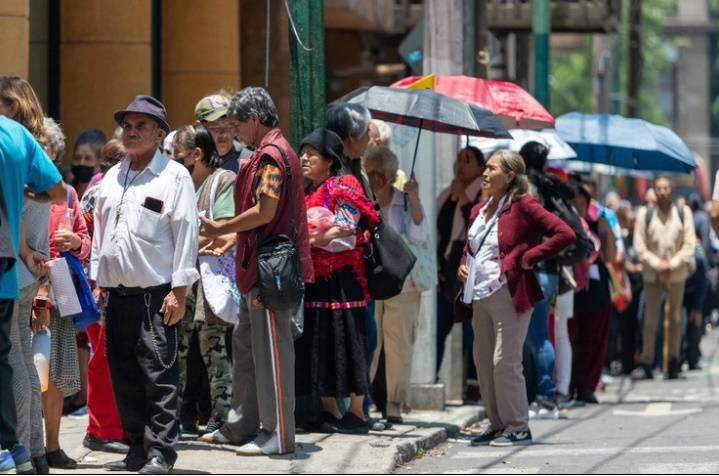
[198,171,241,325]
[364,212,417,300]
[256,144,305,314]
[60,189,99,331]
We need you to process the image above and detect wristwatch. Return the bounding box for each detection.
[32,296,53,311]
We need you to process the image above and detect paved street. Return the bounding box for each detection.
[396,329,719,474]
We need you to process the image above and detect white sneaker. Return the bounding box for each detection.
[199,429,231,444]
[236,433,292,456]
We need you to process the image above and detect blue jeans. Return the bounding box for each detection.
[527,271,558,400]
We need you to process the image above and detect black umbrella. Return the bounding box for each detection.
[335,86,512,176]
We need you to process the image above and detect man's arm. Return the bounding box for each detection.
[633,206,663,270]
[670,206,696,270]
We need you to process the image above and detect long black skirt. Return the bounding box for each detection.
[295,266,369,398]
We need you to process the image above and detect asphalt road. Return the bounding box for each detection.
[396,328,719,474]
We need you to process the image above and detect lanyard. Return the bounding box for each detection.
[114,166,145,227]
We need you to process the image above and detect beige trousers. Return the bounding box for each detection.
[370,291,421,409]
[472,286,532,433]
[640,280,686,366]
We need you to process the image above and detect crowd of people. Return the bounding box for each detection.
[0,74,716,474]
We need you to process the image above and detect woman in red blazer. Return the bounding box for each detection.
[458,150,574,447]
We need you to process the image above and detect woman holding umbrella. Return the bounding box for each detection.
[458,150,574,447]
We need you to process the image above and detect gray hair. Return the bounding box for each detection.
[43,117,66,159]
[229,86,279,128]
[370,119,392,143]
[326,102,372,141]
[363,145,399,174]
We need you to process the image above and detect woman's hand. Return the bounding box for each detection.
[199,234,236,256]
[458,264,469,283]
[31,308,50,332]
[54,229,81,252]
[520,254,533,270]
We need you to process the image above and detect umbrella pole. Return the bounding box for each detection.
[405,121,423,211]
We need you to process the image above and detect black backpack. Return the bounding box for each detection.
[531,172,595,266]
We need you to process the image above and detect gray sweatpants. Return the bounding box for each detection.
[221,288,296,454]
[10,282,45,457]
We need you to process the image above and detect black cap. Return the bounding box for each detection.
[114,95,170,133]
[300,128,344,166]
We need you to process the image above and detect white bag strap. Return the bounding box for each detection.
[207,170,230,221]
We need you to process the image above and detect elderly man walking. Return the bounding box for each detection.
[90,95,199,474]
[199,87,313,456]
[633,176,696,380]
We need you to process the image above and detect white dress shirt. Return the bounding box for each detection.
[90,150,200,289]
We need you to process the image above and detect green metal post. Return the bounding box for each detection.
[288,0,326,149]
[532,0,551,107]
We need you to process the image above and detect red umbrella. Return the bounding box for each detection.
[392,75,555,130]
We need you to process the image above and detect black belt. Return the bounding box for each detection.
[108,283,171,297]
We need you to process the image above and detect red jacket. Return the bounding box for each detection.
[461,194,575,315]
[234,128,314,294]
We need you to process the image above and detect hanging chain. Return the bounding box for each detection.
[144,292,178,370]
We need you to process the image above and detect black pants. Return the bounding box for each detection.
[105,286,179,466]
[0,297,18,449]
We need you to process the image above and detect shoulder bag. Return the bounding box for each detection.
[198,171,242,325]
[256,144,305,313]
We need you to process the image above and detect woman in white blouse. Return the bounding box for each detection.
[364,146,430,424]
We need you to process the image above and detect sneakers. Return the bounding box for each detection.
[236,432,293,456]
[489,430,533,447]
[529,399,561,420]
[10,444,35,474]
[333,413,370,435]
[469,427,503,446]
[198,428,231,444]
[0,450,15,475]
[204,418,224,435]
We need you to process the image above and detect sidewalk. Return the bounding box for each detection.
[54,405,484,474]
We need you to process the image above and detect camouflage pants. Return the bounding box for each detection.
[178,293,233,421]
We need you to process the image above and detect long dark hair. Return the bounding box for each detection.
[175,124,220,167]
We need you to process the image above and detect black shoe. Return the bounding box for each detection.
[104,457,147,472]
[665,358,682,380]
[689,363,702,371]
[317,411,341,433]
[83,433,130,454]
[490,429,533,447]
[45,449,77,469]
[32,456,49,475]
[470,427,503,446]
[631,363,654,380]
[334,413,370,435]
[139,456,173,475]
[386,415,403,425]
[576,393,599,404]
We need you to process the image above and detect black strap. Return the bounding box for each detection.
[257,143,296,240]
[468,217,497,258]
[645,205,684,232]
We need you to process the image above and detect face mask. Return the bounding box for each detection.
[71,165,95,183]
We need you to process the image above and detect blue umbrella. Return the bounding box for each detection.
[555,112,695,173]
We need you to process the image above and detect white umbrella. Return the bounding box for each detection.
[467,129,577,161]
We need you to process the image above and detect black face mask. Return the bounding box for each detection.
[71,165,95,183]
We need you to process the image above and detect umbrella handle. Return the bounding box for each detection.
[406,120,423,211]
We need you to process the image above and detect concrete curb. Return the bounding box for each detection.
[392,406,484,469]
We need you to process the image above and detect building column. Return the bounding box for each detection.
[0,0,30,77]
[60,0,152,151]
[162,0,240,128]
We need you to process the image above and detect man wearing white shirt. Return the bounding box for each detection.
[90,95,199,475]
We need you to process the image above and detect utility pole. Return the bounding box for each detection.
[532,0,551,107]
[627,0,642,117]
[287,0,326,148]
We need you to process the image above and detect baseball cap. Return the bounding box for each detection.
[194,94,230,122]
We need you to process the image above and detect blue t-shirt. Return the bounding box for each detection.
[0,116,62,299]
